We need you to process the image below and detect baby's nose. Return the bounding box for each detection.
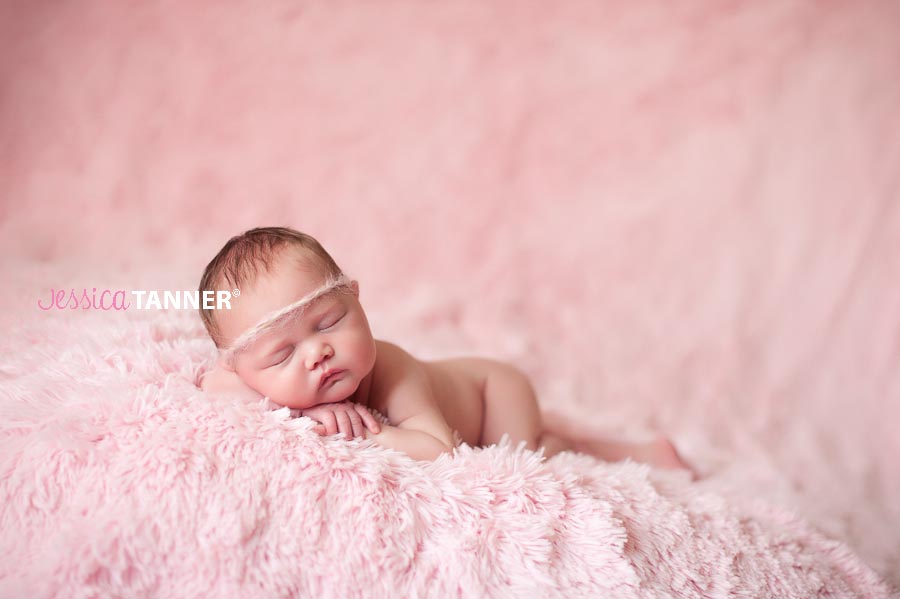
[306,343,334,369]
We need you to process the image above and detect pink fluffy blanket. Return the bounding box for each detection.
[3,2,899,594]
[0,311,892,598]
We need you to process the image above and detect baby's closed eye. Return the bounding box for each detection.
[266,347,294,368]
[318,311,346,331]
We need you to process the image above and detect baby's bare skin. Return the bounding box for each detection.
[202,340,522,453]
[204,337,691,473]
[417,357,486,447]
[368,341,527,449]
[201,245,693,471]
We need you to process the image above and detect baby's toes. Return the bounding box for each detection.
[653,438,697,478]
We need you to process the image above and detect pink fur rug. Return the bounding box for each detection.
[2,0,899,595]
[0,309,892,597]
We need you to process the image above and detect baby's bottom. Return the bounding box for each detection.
[479,364,692,474]
[478,362,543,449]
[427,358,691,473]
[425,357,543,449]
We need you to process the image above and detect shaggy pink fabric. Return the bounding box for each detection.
[0,311,892,597]
[2,0,898,596]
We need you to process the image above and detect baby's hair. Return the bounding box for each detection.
[198,227,343,348]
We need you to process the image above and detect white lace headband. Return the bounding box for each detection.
[221,273,353,365]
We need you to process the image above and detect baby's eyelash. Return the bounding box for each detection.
[268,348,293,368]
[319,312,346,331]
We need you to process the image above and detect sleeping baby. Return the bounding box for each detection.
[198,226,692,470]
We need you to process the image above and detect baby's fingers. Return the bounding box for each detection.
[334,410,357,439]
[319,412,339,436]
[355,403,381,434]
[346,409,365,439]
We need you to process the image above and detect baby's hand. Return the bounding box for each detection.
[300,401,382,439]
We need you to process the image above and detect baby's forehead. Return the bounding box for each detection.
[221,272,351,362]
[245,287,340,333]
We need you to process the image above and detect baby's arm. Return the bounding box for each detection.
[202,362,377,439]
[364,344,456,461]
[199,362,261,399]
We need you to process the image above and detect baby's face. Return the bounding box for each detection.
[217,252,376,410]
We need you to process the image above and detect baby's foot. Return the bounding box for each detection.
[576,435,697,479]
[645,437,697,479]
[647,438,688,468]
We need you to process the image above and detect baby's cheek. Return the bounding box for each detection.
[277,371,314,408]
[248,369,284,403]
[358,335,377,370]
[268,374,293,403]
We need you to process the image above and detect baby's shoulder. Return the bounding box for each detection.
[368,339,429,411]
[373,339,424,371]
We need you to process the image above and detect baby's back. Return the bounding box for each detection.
[420,357,495,447]
[420,358,507,447]
[371,340,503,447]
[423,354,539,449]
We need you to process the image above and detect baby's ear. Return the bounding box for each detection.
[350,280,360,296]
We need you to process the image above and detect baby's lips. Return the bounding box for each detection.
[318,368,346,389]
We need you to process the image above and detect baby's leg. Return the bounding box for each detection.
[480,365,693,473]
[542,412,694,475]
[479,361,596,458]
[571,435,692,472]
[479,362,543,450]
[480,363,579,458]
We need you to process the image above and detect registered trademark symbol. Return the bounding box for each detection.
[232,289,240,297]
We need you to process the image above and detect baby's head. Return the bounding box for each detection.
[199,227,377,409]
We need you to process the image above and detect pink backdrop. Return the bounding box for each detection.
[2,1,898,586]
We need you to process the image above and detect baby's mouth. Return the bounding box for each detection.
[319,369,345,389]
